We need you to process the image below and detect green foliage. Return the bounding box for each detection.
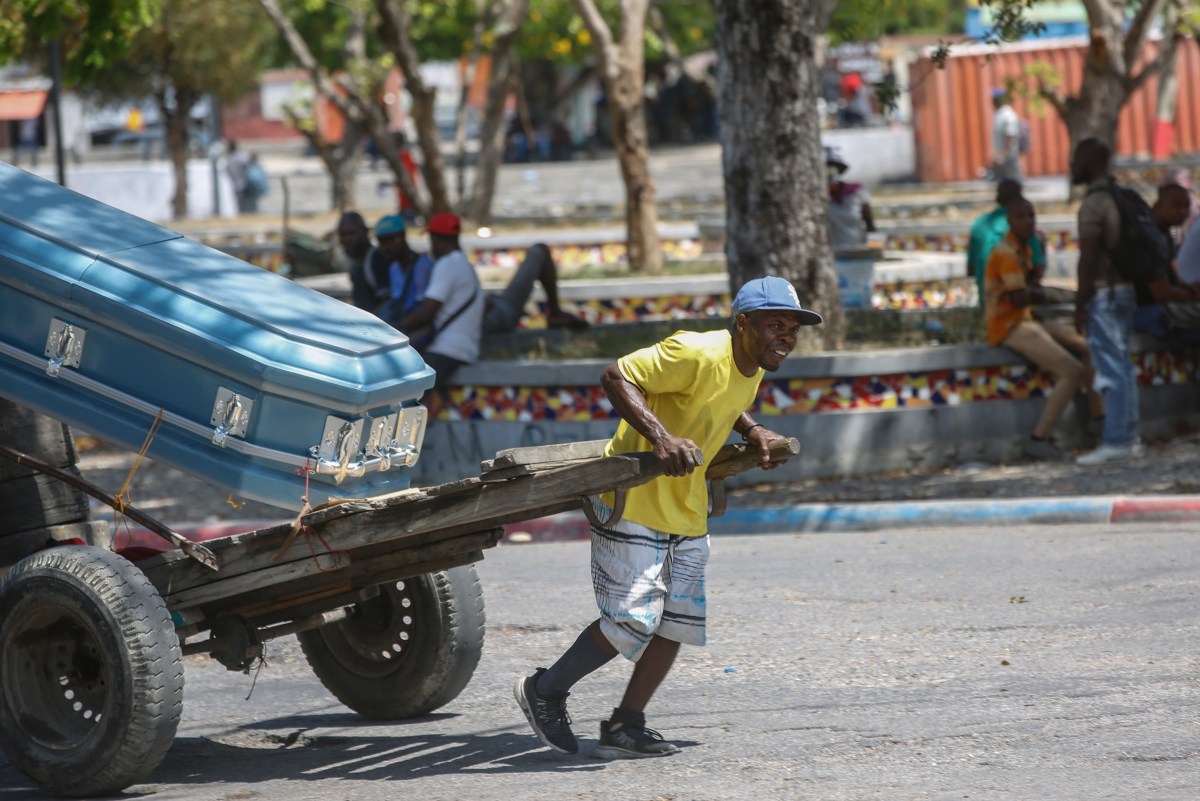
[514,1,715,65]
[830,0,967,44]
[81,0,273,106]
[0,0,159,84]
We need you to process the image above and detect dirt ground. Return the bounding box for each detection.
[71,428,1200,531]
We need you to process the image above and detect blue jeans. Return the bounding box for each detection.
[1086,285,1138,446]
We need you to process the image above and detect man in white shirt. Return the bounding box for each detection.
[396,212,484,416]
[991,88,1021,182]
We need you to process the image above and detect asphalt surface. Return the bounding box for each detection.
[3,524,1197,800]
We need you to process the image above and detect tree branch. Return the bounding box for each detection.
[1128,30,1183,95]
[571,0,618,81]
[1124,0,1170,68]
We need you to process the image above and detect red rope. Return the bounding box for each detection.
[283,463,346,572]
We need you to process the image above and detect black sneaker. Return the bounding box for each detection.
[592,720,680,759]
[514,669,578,754]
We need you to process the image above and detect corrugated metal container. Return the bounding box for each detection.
[911,36,1200,183]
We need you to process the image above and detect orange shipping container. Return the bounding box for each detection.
[910,36,1200,183]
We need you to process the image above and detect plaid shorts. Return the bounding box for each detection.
[587,496,710,661]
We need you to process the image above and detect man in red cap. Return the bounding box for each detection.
[395,213,484,416]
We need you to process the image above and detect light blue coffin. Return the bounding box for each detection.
[0,163,434,511]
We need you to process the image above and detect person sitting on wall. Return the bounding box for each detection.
[337,211,392,314]
[825,146,875,251]
[373,214,435,325]
[394,213,486,419]
[1132,182,1200,343]
[482,243,589,336]
[985,197,1102,461]
[967,179,1047,309]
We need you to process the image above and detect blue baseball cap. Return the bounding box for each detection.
[374,214,406,237]
[731,277,823,325]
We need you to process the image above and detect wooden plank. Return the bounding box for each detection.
[479,458,599,483]
[143,437,799,620]
[706,438,801,480]
[485,439,608,471]
[191,533,496,624]
[141,452,663,598]
[162,550,350,609]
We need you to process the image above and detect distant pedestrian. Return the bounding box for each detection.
[226,140,253,213]
[240,154,269,214]
[991,88,1021,182]
[825,147,876,251]
[13,118,39,167]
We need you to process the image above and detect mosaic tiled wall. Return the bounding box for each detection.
[439,349,1198,421]
[885,229,1077,255]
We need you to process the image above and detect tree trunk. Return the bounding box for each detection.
[375,0,452,214]
[454,0,489,205]
[715,0,843,349]
[1061,66,1127,157]
[160,90,198,220]
[1038,0,1173,178]
[573,0,661,272]
[607,68,661,271]
[466,0,530,223]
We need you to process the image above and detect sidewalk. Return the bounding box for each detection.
[77,429,1200,552]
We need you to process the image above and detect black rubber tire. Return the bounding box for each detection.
[0,545,184,797]
[297,564,485,719]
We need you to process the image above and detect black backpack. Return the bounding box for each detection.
[1089,181,1171,297]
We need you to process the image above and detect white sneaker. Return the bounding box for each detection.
[1076,443,1135,466]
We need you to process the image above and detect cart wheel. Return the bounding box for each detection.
[0,545,184,798]
[297,564,484,719]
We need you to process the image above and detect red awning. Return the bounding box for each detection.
[0,90,48,121]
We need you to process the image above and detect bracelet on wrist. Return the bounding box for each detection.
[741,423,764,441]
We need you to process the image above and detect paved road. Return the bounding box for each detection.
[3,523,1197,800]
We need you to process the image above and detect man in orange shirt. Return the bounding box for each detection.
[985,197,1101,460]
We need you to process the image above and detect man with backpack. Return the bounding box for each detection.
[1072,138,1143,465]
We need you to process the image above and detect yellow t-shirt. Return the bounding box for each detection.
[603,329,763,536]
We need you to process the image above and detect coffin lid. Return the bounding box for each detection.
[0,164,430,408]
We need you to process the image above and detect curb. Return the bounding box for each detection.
[113,495,1200,555]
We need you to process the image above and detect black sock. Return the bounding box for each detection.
[536,625,615,697]
[609,706,646,730]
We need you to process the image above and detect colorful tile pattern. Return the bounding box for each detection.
[438,349,1198,420]
[518,293,731,328]
[472,239,704,270]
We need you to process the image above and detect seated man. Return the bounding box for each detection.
[1133,182,1200,342]
[986,197,1101,461]
[373,214,434,324]
[395,213,485,417]
[967,179,1047,308]
[483,243,588,336]
[336,211,392,314]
